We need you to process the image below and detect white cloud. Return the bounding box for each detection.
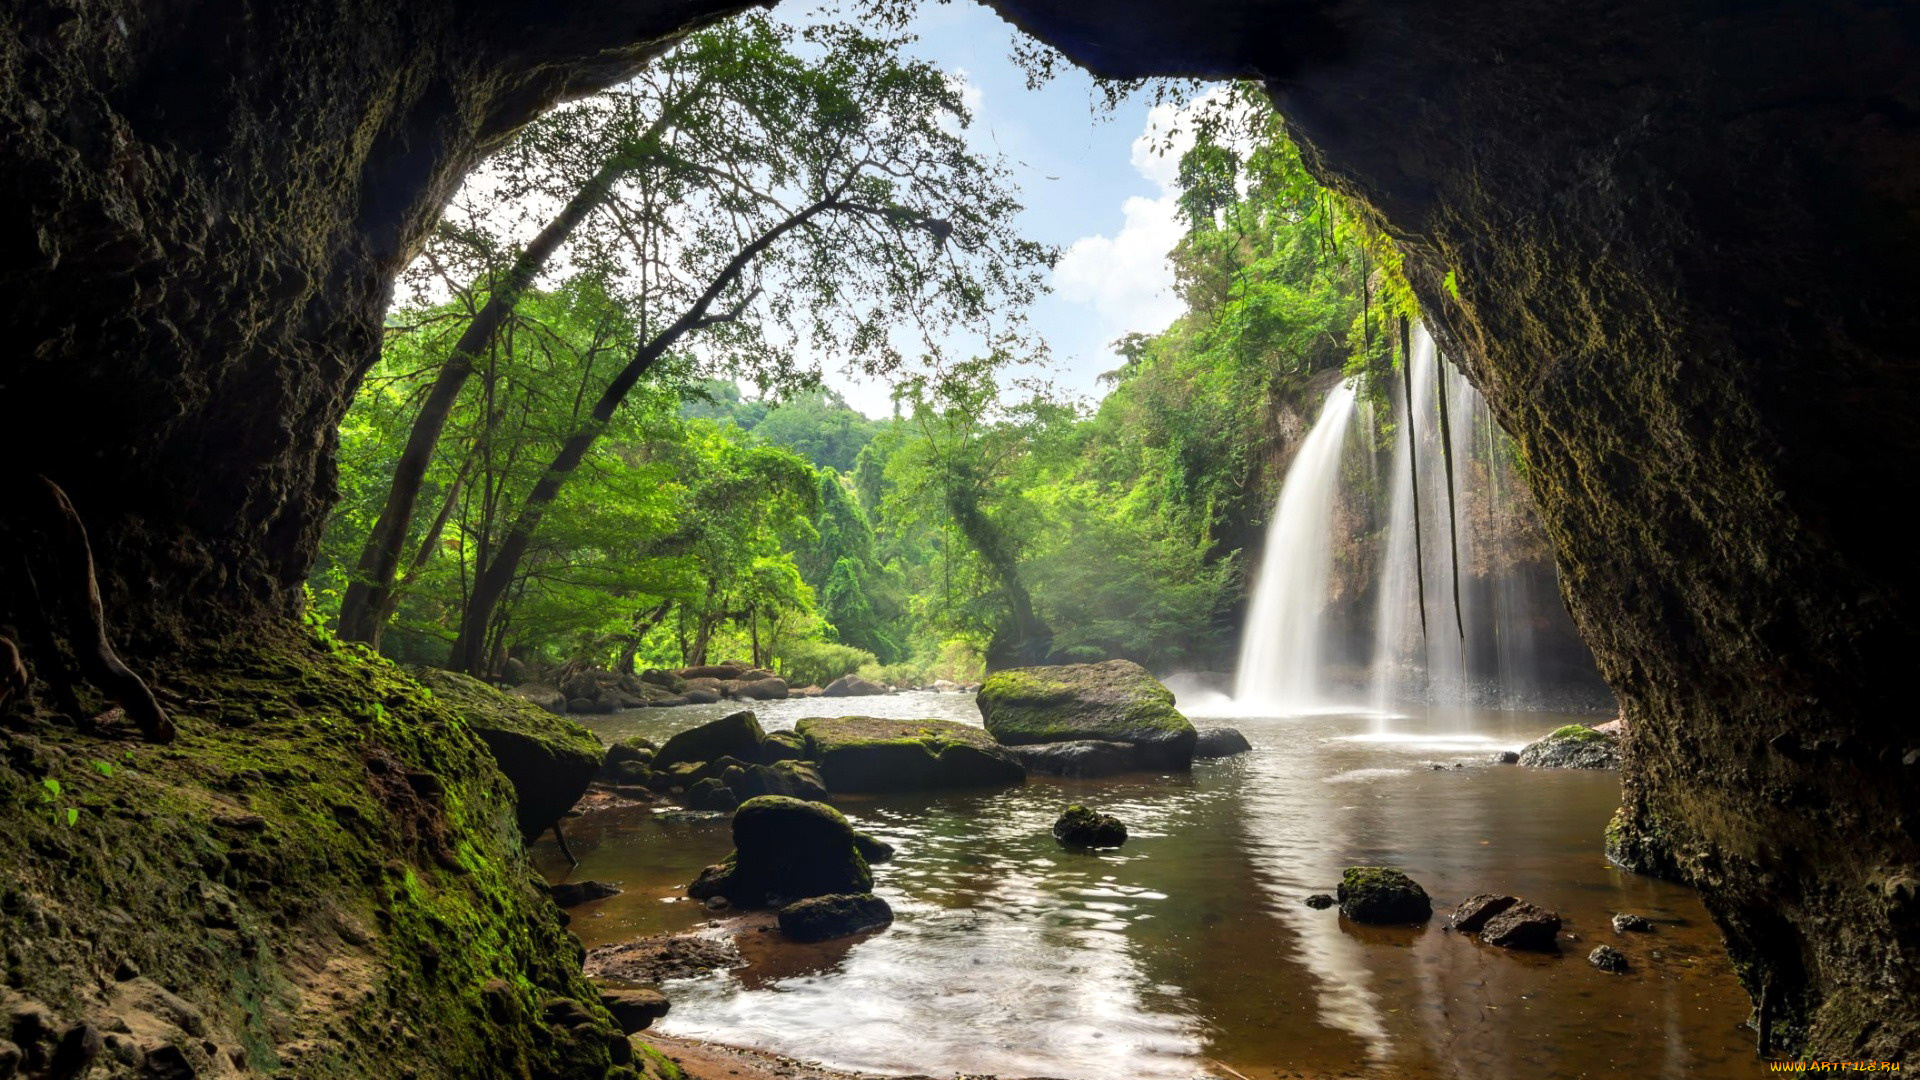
[947,66,985,118]
[1050,91,1229,350]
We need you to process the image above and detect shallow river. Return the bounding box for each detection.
[533,692,1756,1080]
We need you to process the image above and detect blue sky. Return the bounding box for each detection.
[786,1,1212,417]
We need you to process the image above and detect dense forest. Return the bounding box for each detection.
[306,26,1534,691]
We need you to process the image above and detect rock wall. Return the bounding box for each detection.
[987,0,1920,1058]
[0,626,637,1077]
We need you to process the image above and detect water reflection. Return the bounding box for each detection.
[536,693,1755,1079]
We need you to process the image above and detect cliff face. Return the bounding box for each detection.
[3,0,1916,1064]
[988,0,1920,1057]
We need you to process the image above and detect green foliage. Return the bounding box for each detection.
[775,639,877,688]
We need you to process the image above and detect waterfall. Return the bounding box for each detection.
[1232,381,1359,714]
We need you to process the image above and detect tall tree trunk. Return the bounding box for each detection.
[448,197,834,673]
[337,153,632,645]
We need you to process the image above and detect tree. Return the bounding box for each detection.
[442,16,1050,674]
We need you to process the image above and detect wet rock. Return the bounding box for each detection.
[1612,912,1654,933]
[509,684,568,715]
[587,934,742,985]
[599,737,655,780]
[682,689,721,705]
[1451,893,1520,932]
[797,716,1024,792]
[1336,867,1432,923]
[548,880,621,907]
[686,796,872,905]
[1052,804,1127,849]
[639,668,683,691]
[777,893,894,942]
[789,685,826,698]
[1009,739,1140,778]
[1589,944,1629,972]
[757,730,806,763]
[411,668,604,837]
[1516,724,1620,770]
[654,711,765,770]
[1491,750,1520,764]
[1480,901,1563,950]
[597,987,670,1033]
[822,675,888,697]
[734,677,789,701]
[853,831,894,865]
[731,760,829,803]
[1193,726,1253,758]
[686,778,739,812]
[1305,894,1335,909]
[978,660,1197,770]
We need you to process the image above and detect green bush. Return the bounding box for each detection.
[777,639,877,688]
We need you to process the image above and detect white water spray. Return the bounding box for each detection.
[1232,381,1359,713]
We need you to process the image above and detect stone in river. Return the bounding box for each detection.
[822,674,889,697]
[1193,726,1253,758]
[776,892,895,942]
[1480,901,1563,950]
[1452,893,1520,932]
[796,716,1024,792]
[1304,894,1335,909]
[686,796,872,906]
[685,778,738,812]
[1052,804,1127,849]
[1516,724,1620,769]
[653,711,765,770]
[1007,739,1138,779]
[548,880,621,907]
[1612,912,1654,933]
[1588,944,1629,973]
[1336,867,1432,923]
[977,659,1197,770]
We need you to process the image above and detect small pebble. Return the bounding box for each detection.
[1589,945,1629,973]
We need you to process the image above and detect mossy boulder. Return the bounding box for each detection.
[1052,804,1127,848]
[1517,723,1620,769]
[795,716,1025,792]
[732,759,830,802]
[757,729,806,763]
[776,893,895,943]
[1336,867,1433,923]
[686,796,871,906]
[0,627,634,1080]
[977,660,1196,770]
[411,666,604,838]
[652,711,764,770]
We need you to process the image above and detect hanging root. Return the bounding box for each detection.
[1434,347,1466,640]
[1400,317,1428,639]
[33,476,175,743]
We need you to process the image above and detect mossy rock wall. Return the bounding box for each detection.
[0,624,635,1078]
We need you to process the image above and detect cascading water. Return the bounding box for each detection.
[1232,381,1359,714]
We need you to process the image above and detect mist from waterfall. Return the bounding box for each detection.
[1231,381,1359,713]
[1226,325,1607,720]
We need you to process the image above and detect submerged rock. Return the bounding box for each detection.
[1009,739,1139,778]
[1491,750,1521,764]
[1480,901,1563,950]
[1612,912,1654,933]
[654,711,765,770]
[1305,894,1335,909]
[1052,804,1128,848]
[1452,893,1520,932]
[823,674,889,697]
[411,667,603,837]
[1588,944,1629,972]
[548,880,621,907]
[1193,726,1253,758]
[686,796,872,905]
[977,659,1198,770]
[797,716,1025,792]
[1336,867,1432,923]
[1517,724,1620,769]
[777,892,895,942]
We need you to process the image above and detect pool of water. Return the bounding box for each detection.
[534,693,1756,1080]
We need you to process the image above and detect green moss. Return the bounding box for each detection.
[0,621,623,1078]
[632,1040,688,1079]
[1547,723,1607,743]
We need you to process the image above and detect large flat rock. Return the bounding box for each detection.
[795,716,1025,792]
[976,660,1197,770]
